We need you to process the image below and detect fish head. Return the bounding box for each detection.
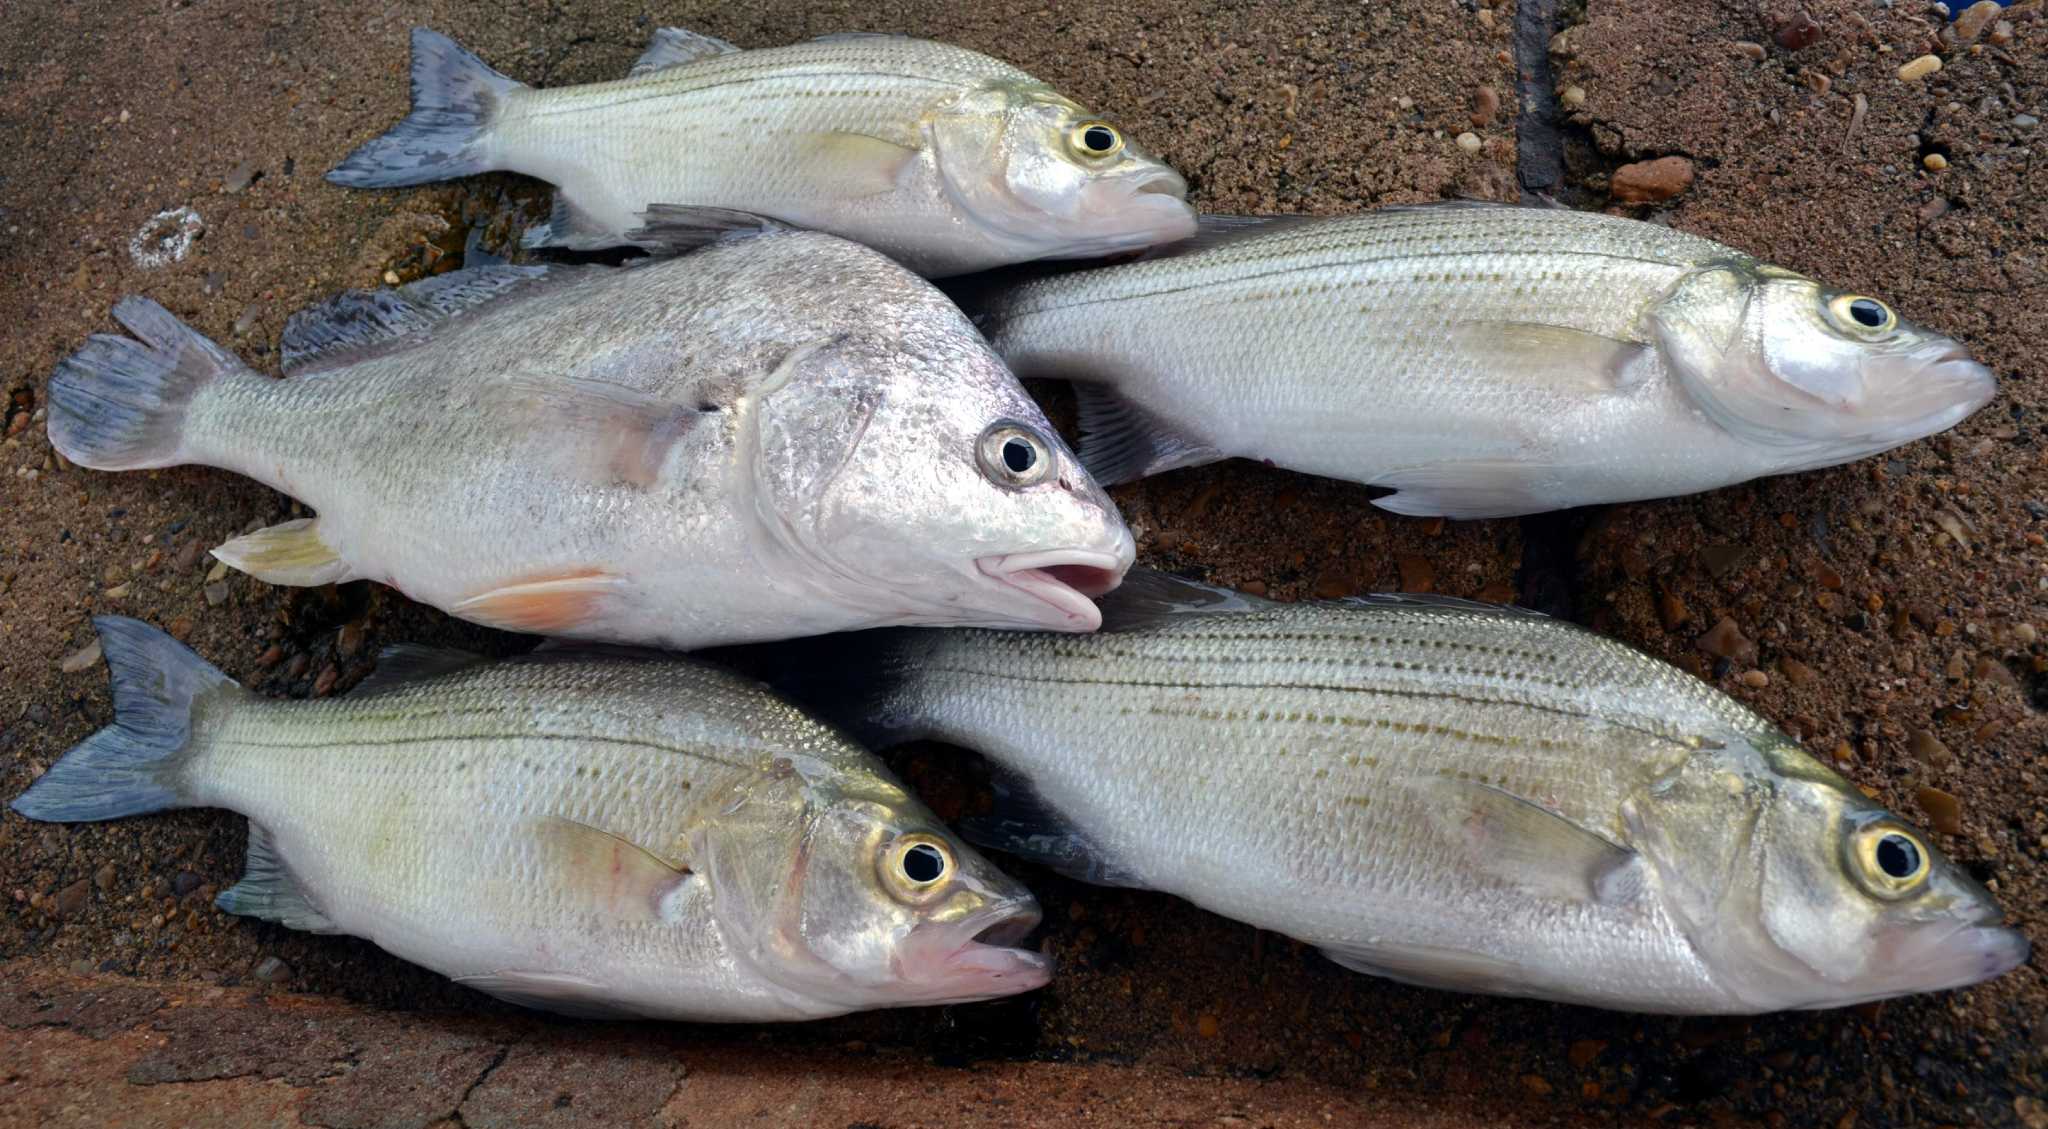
[1623,740,2026,1010]
[927,83,1196,264]
[1654,263,1994,466]
[750,323,1134,632]
[701,765,1050,1010]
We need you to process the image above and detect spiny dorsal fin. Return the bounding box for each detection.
[630,27,741,76]
[351,644,489,696]
[280,265,551,373]
[214,823,342,933]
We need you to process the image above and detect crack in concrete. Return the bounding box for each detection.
[1512,0,1567,200]
[449,1041,515,1129]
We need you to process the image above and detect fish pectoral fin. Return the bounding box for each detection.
[625,205,796,253]
[452,570,627,635]
[1444,321,1654,393]
[211,519,356,586]
[628,26,740,76]
[1073,384,1222,486]
[1318,941,1525,995]
[1418,777,1642,907]
[534,816,692,921]
[958,769,1150,889]
[1369,461,1555,520]
[790,132,921,198]
[455,970,638,1018]
[214,823,342,934]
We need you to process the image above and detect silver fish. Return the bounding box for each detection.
[327,28,1196,278]
[11,618,1050,1021]
[790,573,2027,1014]
[970,205,1997,517]
[45,231,1134,646]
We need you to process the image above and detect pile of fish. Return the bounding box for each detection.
[15,24,2021,1024]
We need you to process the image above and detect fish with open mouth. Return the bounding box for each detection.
[327,27,1196,277]
[10,618,1051,1020]
[44,229,1133,646]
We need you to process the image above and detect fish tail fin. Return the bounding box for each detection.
[325,27,523,188]
[47,297,248,471]
[9,617,241,822]
[1072,383,1222,486]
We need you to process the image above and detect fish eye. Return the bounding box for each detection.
[1069,121,1123,160]
[1847,824,1931,898]
[976,420,1055,489]
[879,834,955,903]
[1827,294,1897,337]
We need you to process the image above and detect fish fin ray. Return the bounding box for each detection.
[47,297,245,470]
[452,570,627,634]
[959,769,1149,889]
[1095,567,1275,629]
[624,205,797,254]
[454,970,637,1018]
[534,816,692,921]
[1073,384,1221,485]
[281,265,552,372]
[215,823,343,933]
[1369,462,1557,520]
[520,193,618,251]
[351,645,489,696]
[1443,321,1653,393]
[501,373,705,489]
[211,519,355,586]
[791,132,921,198]
[1318,941,1526,995]
[1416,776,1640,906]
[326,28,523,188]
[629,27,741,76]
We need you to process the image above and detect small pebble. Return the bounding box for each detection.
[1923,153,1949,171]
[206,559,229,583]
[252,955,291,984]
[1196,1013,1221,1038]
[1897,54,1942,82]
[313,665,340,697]
[174,540,205,571]
[1560,85,1586,108]
[337,621,367,659]
[1396,555,1435,593]
[1697,617,1758,664]
[1521,1074,1555,1097]
[1470,86,1500,127]
[94,863,118,892]
[257,643,285,668]
[59,640,103,674]
[2014,113,2038,128]
[1775,10,1823,50]
[1739,670,1769,689]
[1569,1039,1608,1069]
[1455,131,1483,155]
[1659,592,1693,632]
[1778,657,1818,686]
[203,581,230,607]
[1734,41,1768,60]
[222,159,261,194]
[1477,7,1495,29]
[1610,156,1695,203]
[1909,728,1951,768]
[172,871,203,897]
[383,269,402,285]
[1699,543,1746,578]
[1954,0,2003,43]
[54,879,90,918]
[1915,786,1963,835]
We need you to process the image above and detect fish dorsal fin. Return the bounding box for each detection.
[808,32,911,44]
[1418,776,1644,907]
[624,205,797,254]
[214,823,342,934]
[1328,591,1550,619]
[280,265,551,373]
[1096,568,1275,630]
[351,644,489,696]
[1072,384,1222,486]
[630,27,741,76]
[534,816,692,921]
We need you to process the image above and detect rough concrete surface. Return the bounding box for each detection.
[1,1,2043,1126]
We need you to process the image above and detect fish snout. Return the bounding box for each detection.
[896,896,1052,1003]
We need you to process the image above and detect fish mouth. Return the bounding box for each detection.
[898,899,1053,1004]
[974,549,1129,632]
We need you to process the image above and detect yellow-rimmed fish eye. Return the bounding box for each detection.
[1826,294,1897,337]
[976,420,1055,489]
[879,833,956,904]
[1847,824,1931,899]
[1069,121,1124,160]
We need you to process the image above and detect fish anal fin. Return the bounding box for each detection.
[1073,384,1222,486]
[451,570,625,635]
[454,970,635,1018]
[1419,776,1639,906]
[629,27,741,76]
[211,519,354,586]
[522,194,617,251]
[215,823,342,934]
[960,770,1148,889]
[1319,941,1525,995]
[535,816,691,921]
[1369,462,1554,520]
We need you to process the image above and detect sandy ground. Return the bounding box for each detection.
[1,1,2044,1126]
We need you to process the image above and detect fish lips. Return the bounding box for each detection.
[895,898,1053,1004]
[974,548,1130,632]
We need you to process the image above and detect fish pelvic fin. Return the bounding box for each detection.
[630,27,741,76]
[451,569,627,635]
[1072,383,1222,486]
[326,28,524,188]
[10,617,239,823]
[47,297,251,471]
[960,768,1150,889]
[215,823,342,933]
[211,519,356,587]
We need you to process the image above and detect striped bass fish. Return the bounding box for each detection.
[45,232,1133,646]
[780,573,2026,1014]
[328,28,1195,277]
[12,619,1050,1021]
[969,206,1996,517]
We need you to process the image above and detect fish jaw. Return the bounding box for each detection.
[1044,167,1198,261]
[892,896,1052,1005]
[972,547,1131,632]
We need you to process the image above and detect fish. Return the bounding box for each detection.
[44,229,1134,646]
[965,205,1998,517]
[10,617,1051,1021]
[769,571,2029,1014]
[327,27,1196,278]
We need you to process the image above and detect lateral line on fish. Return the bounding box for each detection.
[1132,701,1589,752]
[991,247,1685,320]
[516,71,956,121]
[921,667,1711,750]
[218,729,758,772]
